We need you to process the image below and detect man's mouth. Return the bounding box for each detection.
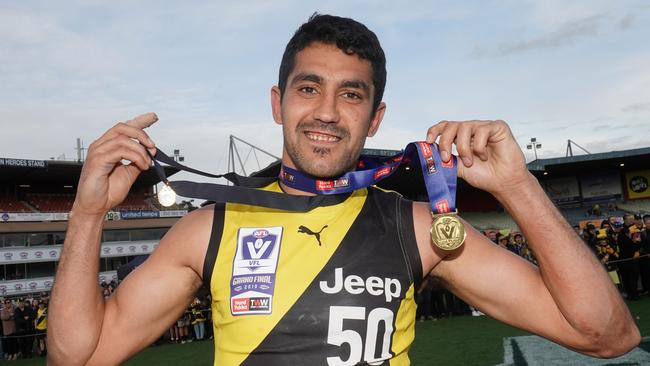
[304,131,340,142]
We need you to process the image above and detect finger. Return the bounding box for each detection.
[93,137,152,171]
[126,112,158,130]
[98,122,157,150]
[455,123,474,167]
[426,121,447,144]
[471,124,490,161]
[437,121,459,163]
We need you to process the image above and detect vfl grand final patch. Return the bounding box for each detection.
[230,227,283,315]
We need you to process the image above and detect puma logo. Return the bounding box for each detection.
[298,225,328,246]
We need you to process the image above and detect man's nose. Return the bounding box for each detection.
[313,92,340,123]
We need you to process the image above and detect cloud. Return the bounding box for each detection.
[622,101,650,113]
[618,14,636,30]
[471,14,606,58]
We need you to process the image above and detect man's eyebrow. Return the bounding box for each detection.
[290,73,322,86]
[341,80,369,92]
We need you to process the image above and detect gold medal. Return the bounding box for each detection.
[430,211,466,251]
[157,184,177,207]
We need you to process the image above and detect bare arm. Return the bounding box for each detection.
[417,120,640,358]
[47,113,212,365]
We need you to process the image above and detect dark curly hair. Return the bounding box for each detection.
[278,13,386,112]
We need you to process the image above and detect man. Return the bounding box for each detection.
[1,299,18,361]
[34,301,47,356]
[641,214,650,295]
[618,218,642,300]
[14,299,35,359]
[48,14,639,365]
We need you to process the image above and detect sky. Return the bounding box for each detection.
[1,0,649,182]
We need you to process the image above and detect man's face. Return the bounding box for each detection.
[271,42,385,178]
[635,218,643,229]
[514,235,523,244]
[624,215,634,227]
[645,217,650,230]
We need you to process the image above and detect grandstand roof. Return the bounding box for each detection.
[526,147,650,175]
[0,157,179,188]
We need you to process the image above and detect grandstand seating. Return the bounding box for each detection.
[112,194,156,211]
[27,193,75,212]
[618,199,650,215]
[0,197,32,213]
[461,212,519,231]
[24,193,156,212]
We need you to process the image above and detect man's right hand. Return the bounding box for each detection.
[74,113,158,217]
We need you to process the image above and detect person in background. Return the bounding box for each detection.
[595,229,621,289]
[190,298,207,341]
[35,301,47,356]
[640,215,650,296]
[583,223,598,253]
[618,225,642,300]
[1,299,18,361]
[14,299,35,359]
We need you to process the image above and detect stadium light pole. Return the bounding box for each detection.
[526,137,542,160]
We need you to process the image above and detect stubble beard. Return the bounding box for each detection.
[284,122,364,179]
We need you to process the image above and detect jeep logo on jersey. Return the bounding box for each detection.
[320,267,402,303]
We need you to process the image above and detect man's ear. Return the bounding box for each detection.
[367,102,386,137]
[271,86,283,125]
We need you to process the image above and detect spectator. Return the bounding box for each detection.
[176,312,190,344]
[1,299,18,360]
[190,299,206,341]
[14,299,35,358]
[634,214,644,231]
[595,229,621,287]
[639,214,650,295]
[618,225,642,300]
[511,233,526,257]
[623,213,635,228]
[34,301,47,356]
[583,223,598,253]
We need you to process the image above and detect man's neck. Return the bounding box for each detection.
[278,180,317,197]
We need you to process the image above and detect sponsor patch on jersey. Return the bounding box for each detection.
[230,226,283,315]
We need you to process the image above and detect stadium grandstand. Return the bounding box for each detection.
[1,145,650,297]
[0,156,182,297]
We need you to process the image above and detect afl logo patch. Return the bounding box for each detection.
[230,226,283,316]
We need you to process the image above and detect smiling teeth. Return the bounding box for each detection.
[306,132,338,142]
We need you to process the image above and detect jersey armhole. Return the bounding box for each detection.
[202,203,226,290]
[397,197,423,290]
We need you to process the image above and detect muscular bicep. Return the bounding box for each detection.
[430,224,594,353]
[86,207,212,365]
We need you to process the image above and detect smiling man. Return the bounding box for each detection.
[48,14,639,366]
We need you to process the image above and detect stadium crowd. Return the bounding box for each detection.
[2,213,648,360]
[415,212,650,321]
[0,293,48,361]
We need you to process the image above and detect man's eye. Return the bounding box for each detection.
[343,92,361,100]
[299,86,317,94]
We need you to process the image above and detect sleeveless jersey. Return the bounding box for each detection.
[35,307,47,330]
[203,182,422,366]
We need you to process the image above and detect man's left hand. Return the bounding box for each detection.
[426,120,529,196]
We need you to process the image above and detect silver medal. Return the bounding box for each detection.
[158,184,176,207]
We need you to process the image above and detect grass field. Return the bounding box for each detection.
[8,297,649,365]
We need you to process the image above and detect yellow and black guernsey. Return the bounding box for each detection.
[202,182,423,366]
